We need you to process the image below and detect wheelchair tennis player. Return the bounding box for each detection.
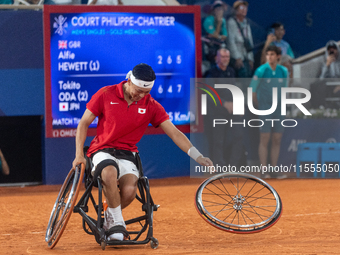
[72,63,213,241]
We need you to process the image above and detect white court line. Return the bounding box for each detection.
[282,211,340,217]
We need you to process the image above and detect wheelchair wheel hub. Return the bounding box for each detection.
[233,194,245,210]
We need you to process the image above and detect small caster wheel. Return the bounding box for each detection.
[150,238,159,249]
[101,240,106,250]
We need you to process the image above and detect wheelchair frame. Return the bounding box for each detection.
[45,150,159,250]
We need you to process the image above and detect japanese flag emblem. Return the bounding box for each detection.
[59,102,69,111]
[138,108,146,114]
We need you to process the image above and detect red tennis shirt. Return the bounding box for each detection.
[86,81,169,156]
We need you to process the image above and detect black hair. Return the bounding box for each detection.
[271,22,284,30]
[266,45,282,55]
[327,44,337,50]
[132,63,156,81]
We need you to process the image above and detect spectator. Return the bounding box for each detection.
[202,0,228,63]
[280,54,293,80]
[312,40,340,107]
[0,149,10,176]
[203,0,228,43]
[204,48,234,79]
[227,0,254,78]
[203,48,245,168]
[261,22,295,64]
[320,40,340,79]
[250,45,288,177]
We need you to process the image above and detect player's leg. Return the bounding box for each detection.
[258,132,270,167]
[101,165,120,208]
[91,152,125,241]
[99,156,139,241]
[227,115,244,168]
[119,173,138,209]
[0,149,10,175]
[270,132,283,166]
[101,165,128,241]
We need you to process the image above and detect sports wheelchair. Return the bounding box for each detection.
[45,147,159,250]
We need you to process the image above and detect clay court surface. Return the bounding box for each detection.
[1,177,339,254]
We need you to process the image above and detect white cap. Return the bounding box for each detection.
[126,70,155,88]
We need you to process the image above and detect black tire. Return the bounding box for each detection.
[195,173,282,233]
[45,164,85,248]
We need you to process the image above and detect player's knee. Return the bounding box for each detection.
[271,135,282,146]
[101,165,118,184]
[121,185,137,201]
[260,134,270,145]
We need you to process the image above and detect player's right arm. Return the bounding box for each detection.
[72,109,96,169]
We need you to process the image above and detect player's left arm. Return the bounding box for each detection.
[159,120,213,166]
[250,69,261,107]
[283,66,289,87]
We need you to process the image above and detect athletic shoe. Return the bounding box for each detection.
[107,230,124,241]
[277,174,288,179]
[263,174,271,179]
[103,209,126,241]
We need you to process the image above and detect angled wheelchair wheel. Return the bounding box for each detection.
[45,164,85,248]
[195,173,282,233]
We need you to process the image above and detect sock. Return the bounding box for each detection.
[107,205,125,226]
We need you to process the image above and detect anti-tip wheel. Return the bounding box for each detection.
[150,238,159,249]
[101,240,106,250]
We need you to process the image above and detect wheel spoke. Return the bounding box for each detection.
[202,200,234,207]
[218,178,234,199]
[204,186,233,204]
[209,181,234,201]
[242,196,264,222]
[239,208,256,225]
[239,208,272,219]
[242,205,276,213]
[222,207,237,222]
[231,210,238,225]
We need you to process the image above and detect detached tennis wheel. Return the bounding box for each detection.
[45,164,85,248]
[195,173,282,233]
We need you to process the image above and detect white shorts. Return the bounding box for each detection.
[91,151,139,180]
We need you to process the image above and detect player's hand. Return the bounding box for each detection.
[326,55,336,67]
[72,155,86,170]
[223,101,233,114]
[266,33,276,44]
[196,156,213,167]
[197,156,215,173]
[235,58,244,69]
[333,85,340,94]
[249,60,254,70]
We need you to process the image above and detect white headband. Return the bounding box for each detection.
[126,70,155,88]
